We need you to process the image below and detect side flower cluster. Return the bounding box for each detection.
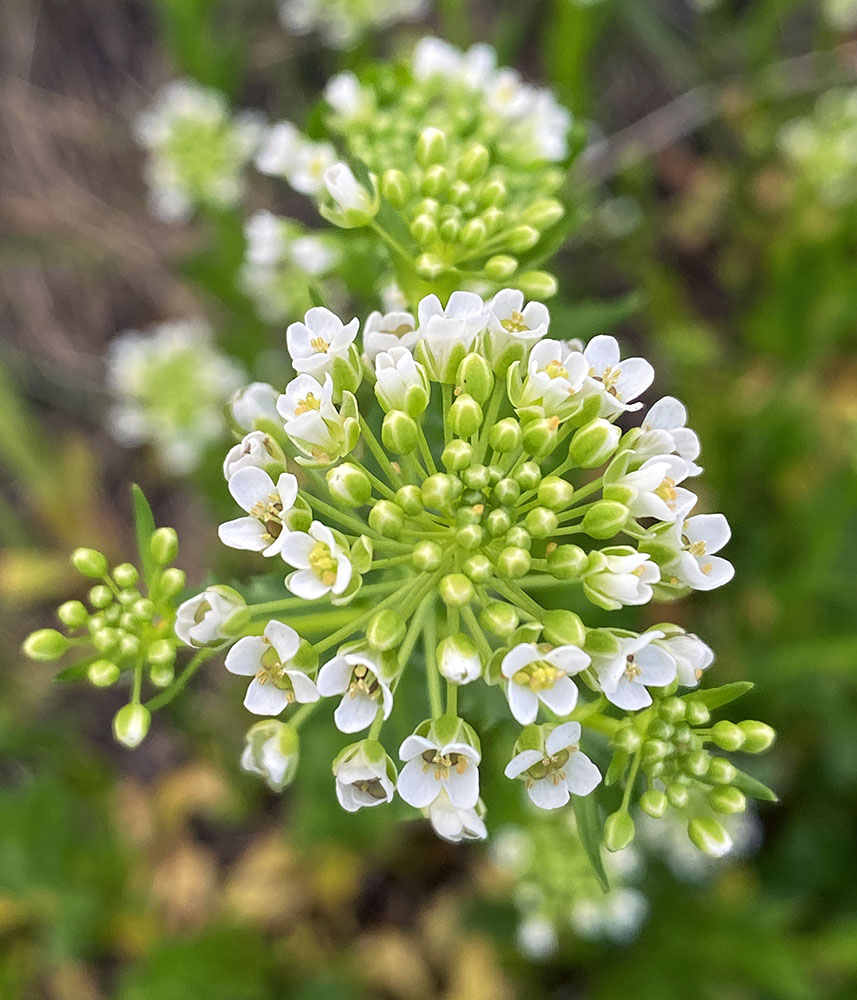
[279,0,430,49]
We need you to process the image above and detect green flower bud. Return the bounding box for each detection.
[641,739,671,764]
[410,213,438,246]
[496,546,531,579]
[493,477,521,506]
[684,749,710,776]
[514,461,542,491]
[244,720,300,791]
[455,524,484,551]
[485,508,512,537]
[57,600,88,629]
[525,506,558,538]
[421,164,449,198]
[604,811,636,852]
[368,500,404,539]
[147,639,176,667]
[150,527,179,566]
[542,609,586,647]
[521,416,559,457]
[485,255,518,281]
[441,439,473,471]
[538,476,574,512]
[481,206,504,232]
[457,143,490,181]
[462,464,490,490]
[710,720,746,752]
[516,271,558,298]
[382,410,419,454]
[421,473,455,509]
[648,719,674,741]
[667,783,690,809]
[488,417,521,453]
[350,535,373,574]
[113,563,139,588]
[613,726,644,752]
[158,567,186,600]
[505,525,531,550]
[456,353,494,404]
[659,697,686,723]
[688,816,733,857]
[463,553,492,583]
[449,394,483,437]
[448,179,471,204]
[547,544,587,580]
[88,585,113,609]
[708,757,737,785]
[640,789,669,818]
[480,601,519,638]
[367,609,407,651]
[327,463,372,506]
[415,253,445,280]
[461,217,487,248]
[439,216,461,242]
[381,168,409,207]
[395,484,423,516]
[416,126,447,167]
[709,786,747,815]
[118,588,140,606]
[523,199,565,229]
[88,659,120,688]
[685,700,710,726]
[582,501,630,540]
[569,418,622,468]
[113,703,151,749]
[150,662,175,688]
[439,573,474,607]
[71,547,108,578]
[478,178,507,207]
[119,634,140,658]
[437,633,482,684]
[22,628,70,661]
[413,540,444,572]
[738,720,776,753]
[505,225,540,252]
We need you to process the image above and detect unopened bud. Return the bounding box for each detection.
[441,439,473,471]
[416,126,447,167]
[542,609,586,648]
[88,585,113,609]
[516,270,558,298]
[514,461,542,491]
[640,789,669,818]
[525,506,557,538]
[667,783,690,809]
[496,546,531,579]
[461,218,487,248]
[708,757,737,785]
[410,213,438,246]
[449,394,483,437]
[382,410,419,454]
[457,143,490,181]
[439,573,474,607]
[413,539,443,572]
[381,168,409,207]
[113,563,139,588]
[612,726,643,752]
[485,255,518,281]
[395,484,423,516]
[480,601,519,638]
[547,544,587,580]
[582,501,629,540]
[710,720,746,752]
[456,353,494,404]
[23,628,70,661]
[505,525,531,550]
[147,639,176,667]
[479,178,507,207]
[88,659,120,687]
[150,662,175,687]
[421,164,449,197]
[688,816,733,857]
[709,786,747,814]
[604,811,636,852]
[421,473,455,509]
[738,720,776,753]
[327,463,372,506]
[71,547,108,578]
[57,600,88,629]
[113,703,151,749]
[505,225,539,252]
[523,198,565,229]
[569,418,621,468]
[367,609,407,651]
[463,553,492,583]
[368,500,404,539]
[416,253,445,279]
[685,700,710,726]
[437,633,481,684]
[158,567,186,600]
[521,417,558,457]
[488,417,521,453]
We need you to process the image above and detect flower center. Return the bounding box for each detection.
[309,540,338,586]
[255,647,295,698]
[310,336,330,353]
[384,323,414,338]
[624,654,641,681]
[347,662,380,701]
[592,364,621,395]
[526,747,573,783]
[501,310,530,334]
[512,661,563,692]
[688,540,707,557]
[655,476,677,505]
[295,392,321,415]
[421,749,469,779]
[353,777,387,800]
[249,491,284,541]
[543,359,568,380]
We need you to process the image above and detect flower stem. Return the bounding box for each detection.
[359,415,404,488]
[368,707,385,740]
[474,377,505,463]
[424,599,443,718]
[490,578,546,622]
[416,423,438,475]
[145,648,213,711]
[445,680,458,717]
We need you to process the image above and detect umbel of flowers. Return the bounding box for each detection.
[254,38,576,302]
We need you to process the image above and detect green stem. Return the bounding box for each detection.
[359,415,404,488]
[145,648,213,711]
[248,578,402,617]
[368,707,385,740]
[445,680,458,717]
[349,458,398,501]
[371,553,414,570]
[491,578,546,622]
[290,702,319,730]
[475,377,505,463]
[424,599,443,718]
[441,385,453,444]
[416,423,438,475]
[461,603,494,663]
[621,747,643,812]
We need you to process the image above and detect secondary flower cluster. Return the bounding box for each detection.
[106,319,247,474]
[169,287,774,852]
[279,0,430,49]
[255,38,572,297]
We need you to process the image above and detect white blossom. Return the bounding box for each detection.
[277,373,343,458]
[362,310,418,362]
[485,288,549,368]
[583,335,655,416]
[436,634,482,685]
[583,548,661,610]
[218,467,298,557]
[398,730,480,810]
[664,513,735,591]
[229,381,280,432]
[241,720,299,791]
[658,633,715,688]
[333,739,396,811]
[501,643,589,725]
[280,519,352,599]
[416,291,488,379]
[287,307,359,380]
[317,649,392,732]
[225,620,319,715]
[504,722,601,810]
[324,71,369,119]
[427,790,487,842]
[608,455,696,522]
[638,396,702,475]
[521,339,589,413]
[593,632,677,711]
[222,431,281,480]
[175,586,244,648]
[374,347,429,413]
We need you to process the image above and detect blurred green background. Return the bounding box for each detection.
[2,0,857,996]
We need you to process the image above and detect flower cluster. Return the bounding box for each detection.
[165,287,775,853]
[135,79,263,222]
[106,319,246,474]
[279,0,429,49]
[255,38,573,299]
[778,88,857,208]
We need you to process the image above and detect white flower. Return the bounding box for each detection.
[333,739,397,811]
[362,310,418,362]
[218,467,298,557]
[455,43,497,89]
[225,620,319,715]
[241,720,299,791]
[229,382,280,432]
[593,632,677,711]
[516,90,573,162]
[638,396,702,475]
[608,455,696,522]
[415,291,488,380]
[437,634,482,685]
[504,722,602,810]
[583,335,655,416]
[322,162,378,225]
[277,373,344,459]
[485,289,549,369]
[398,729,481,810]
[664,513,735,591]
[255,122,303,177]
[245,211,286,266]
[412,37,462,82]
[280,520,352,600]
[658,633,715,688]
[374,347,429,413]
[222,431,281,480]
[427,790,487,843]
[521,339,588,413]
[317,649,393,733]
[290,141,338,196]
[583,548,661,610]
[175,586,244,648]
[290,234,339,275]
[324,71,369,119]
[484,68,533,119]
[286,307,359,380]
[500,643,590,725]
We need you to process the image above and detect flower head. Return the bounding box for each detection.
[505,722,601,809]
[225,620,319,715]
[333,739,397,811]
[218,468,298,557]
[317,647,393,732]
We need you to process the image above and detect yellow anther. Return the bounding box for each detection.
[295,392,321,416]
[310,336,330,353]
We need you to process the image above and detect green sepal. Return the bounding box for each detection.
[331,573,362,606]
[604,749,630,787]
[729,767,779,803]
[350,535,373,574]
[689,681,754,710]
[515,724,545,754]
[131,483,157,586]
[485,648,505,685]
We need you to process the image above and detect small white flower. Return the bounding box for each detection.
[290,141,338,196]
[664,513,735,591]
[324,71,369,119]
[255,122,303,177]
[222,431,281,480]
[333,739,397,811]
[515,90,573,162]
[583,549,661,610]
[500,643,590,725]
[374,347,429,413]
[593,632,677,711]
[583,335,655,416]
[427,789,487,843]
[609,455,696,522]
[322,162,378,225]
[244,211,286,266]
[280,519,352,599]
[317,649,392,733]
[229,381,281,432]
[241,720,299,791]
[485,288,549,369]
[362,310,418,362]
[175,586,244,648]
[639,396,702,475]
[659,633,715,688]
[218,467,298,557]
[287,307,359,380]
[504,722,602,810]
[277,373,343,459]
[484,68,534,119]
[226,620,319,715]
[416,291,488,380]
[437,634,482,685]
[412,37,463,82]
[398,730,481,810]
[522,339,588,413]
[289,234,339,275]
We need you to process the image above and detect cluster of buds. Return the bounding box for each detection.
[106,319,246,474]
[22,523,188,749]
[279,0,430,49]
[166,286,776,854]
[135,79,264,222]
[255,38,573,300]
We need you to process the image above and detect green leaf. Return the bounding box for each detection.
[572,793,610,892]
[131,483,157,586]
[690,681,755,710]
[731,767,779,803]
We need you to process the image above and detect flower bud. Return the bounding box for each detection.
[327,463,372,506]
[23,628,70,661]
[381,410,419,455]
[569,418,621,468]
[88,585,113,609]
[150,527,179,566]
[641,739,671,764]
[416,126,447,167]
[448,179,471,204]
[516,271,558,298]
[449,394,483,437]
[113,563,139,588]
[685,700,710,727]
[493,477,521,506]
[612,726,643,752]
[439,216,461,242]
[547,544,587,580]
[395,484,423,516]
[456,524,484,551]
[87,659,120,687]
[640,788,669,818]
[505,225,540,253]
[242,720,300,791]
[381,168,409,207]
[538,476,574,512]
[485,255,518,281]
[368,500,404,539]
[175,585,245,648]
[708,757,737,785]
[413,540,443,572]
[333,739,396,811]
[158,567,186,600]
[461,218,487,248]
[322,163,379,228]
[71,547,108,578]
[581,501,630,541]
[410,213,438,246]
[415,253,445,279]
[648,719,673,741]
[523,199,565,229]
[684,749,710,776]
[421,164,449,198]
[480,601,519,638]
[688,816,733,857]
[488,417,521,453]
[667,783,690,809]
[479,178,507,207]
[496,546,531,579]
[485,508,512,537]
[113,703,151,749]
[521,417,559,457]
[505,525,531,550]
[659,697,686,723]
[366,609,407,651]
[456,353,494,404]
[119,634,140,658]
[150,662,175,688]
[458,143,490,181]
[738,720,776,753]
[462,464,490,490]
[710,720,746,752]
[604,811,636,852]
[514,461,542,491]
[525,507,557,538]
[147,639,176,666]
[442,439,474,472]
[439,573,475,607]
[542,609,586,648]
[92,627,118,653]
[437,633,481,684]
[57,600,88,629]
[709,786,747,815]
[421,473,455,509]
[463,553,492,583]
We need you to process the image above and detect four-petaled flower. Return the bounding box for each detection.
[317,649,393,732]
[593,632,677,711]
[281,520,353,599]
[522,339,589,413]
[286,307,359,380]
[333,739,397,811]
[225,619,320,715]
[398,730,481,809]
[504,722,602,809]
[218,467,298,557]
[427,790,487,842]
[501,643,590,725]
[664,513,735,591]
[583,335,654,416]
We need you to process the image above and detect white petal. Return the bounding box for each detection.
[504,749,544,779]
[685,513,731,553]
[584,335,620,372]
[636,646,677,687]
[604,677,652,711]
[316,656,352,696]
[507,682,539,724]
[445,761,479,809]
[224,636,266,676]
[264,620,300,662]
[645,396,686,431]
[546,721,582,755]
[228,467,274,512]
[275,473,298,511]
[333,691,379,733]
[538,676,578,717]
[397,757,440,808]
[218,517,267,551]
[613,357,654,401]
[244,678,290,716]
[501,643,539,678]
[565,752,602,796]
[545,645,590,675]
[286,569,329,599]
[285,669,320,703]
[279,532,315,569]
[527,776,570,810]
